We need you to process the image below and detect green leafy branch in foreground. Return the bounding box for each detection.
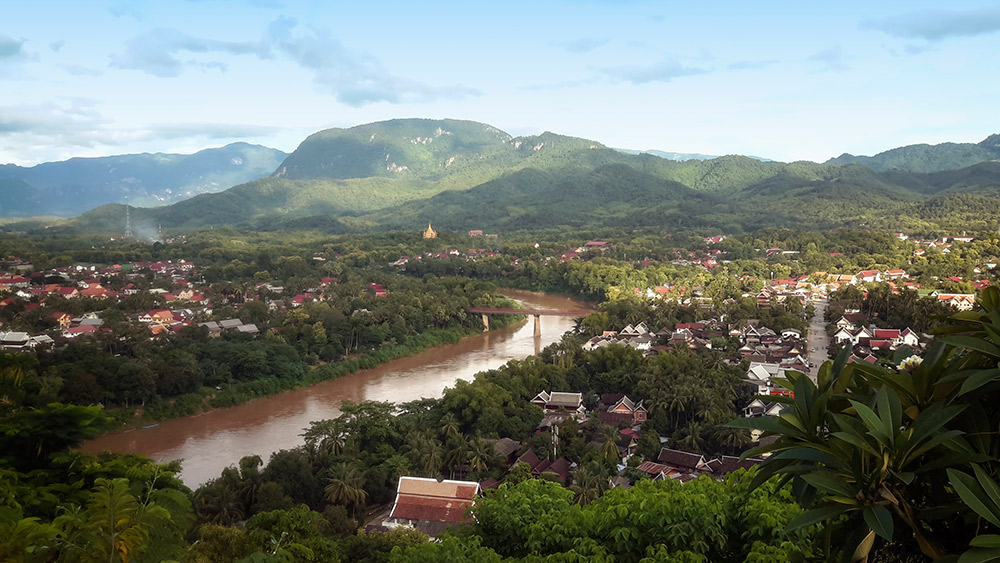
[730,286,1000,561]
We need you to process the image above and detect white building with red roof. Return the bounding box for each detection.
[383,476,479,537]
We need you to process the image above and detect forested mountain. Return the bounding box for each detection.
[826,133,1000,173]
[62,121,1000,235]
[0,142,287,217]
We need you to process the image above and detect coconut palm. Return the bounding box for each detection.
[193,477,245,525]
[324,463,367,517]
[675,422,708,454]
[713,425,750,456]
[301,419,349,461]
[419,439,445,477]
[403,430,445,477]
[439,412,461,441]
[600,426,621,464]
[445,439,469,479]
[467,436,495,475]
[570,464,607,505]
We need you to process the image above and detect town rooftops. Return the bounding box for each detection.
[657,447,710,473]
[387,476,479,525]
[531,391,583,409]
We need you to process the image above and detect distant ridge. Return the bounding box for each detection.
[826,134,1000,173]
[615,148,773,163]
[0,142,287,217]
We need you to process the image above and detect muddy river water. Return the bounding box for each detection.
[81,290,589,486]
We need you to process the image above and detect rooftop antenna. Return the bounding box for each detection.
[124,196,133,239]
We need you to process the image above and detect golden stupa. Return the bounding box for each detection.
[422,222,437,239]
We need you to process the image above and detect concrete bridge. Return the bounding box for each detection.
[468,307,591,337]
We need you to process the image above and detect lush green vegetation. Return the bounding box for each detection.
[730,286,1000,561]
[54,120,1000,237]
[3,218,999,561]
[827,133,1000,173]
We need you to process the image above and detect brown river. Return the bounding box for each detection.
[81,290,589,487]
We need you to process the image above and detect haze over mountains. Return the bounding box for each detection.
[0,143,287,217]
[6,119,1000,235]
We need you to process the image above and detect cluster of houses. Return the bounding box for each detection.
[734,323,810,372]
[372,385,761,538]
[668,246,723,270]
[0,258,355,349]
[582,322,661,352]
[581,319,812,370]
[390,248,506,268]
[896,232,978,256]
[635,447,760,484]
[832,313,922,355]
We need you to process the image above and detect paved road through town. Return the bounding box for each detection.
[807,296,831,380]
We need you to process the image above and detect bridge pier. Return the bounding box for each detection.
[533,314,541,338]
[482,313,490,332]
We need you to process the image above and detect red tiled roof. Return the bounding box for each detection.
[873,329,900,339]
[637,461,674,476]
[389,477,478,524]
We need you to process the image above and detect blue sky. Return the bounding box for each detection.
[1,0,998,165]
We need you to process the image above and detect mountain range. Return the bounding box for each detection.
[7,119,1000,235]
[0,143,287,217]
[826,134,1000,173]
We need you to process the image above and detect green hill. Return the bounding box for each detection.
[69,120,1000,236]
[826,134,1000,173]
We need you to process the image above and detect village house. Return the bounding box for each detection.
[0,331,31,351]
[743,397,784,418]
[63,325,99,339]
[597,394,648,426]
[511,449,573,482]
[530,391,586,420]
[854,270,883,284]
[936,293,976,311]
[51,312,72,329]
[744,362,794,397]
[657,448,713,474]
[382,476,478,537]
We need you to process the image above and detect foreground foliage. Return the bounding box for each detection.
[731,286,1000,560]
[391,472,817,562]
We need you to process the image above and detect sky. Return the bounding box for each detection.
[1,0,999,165]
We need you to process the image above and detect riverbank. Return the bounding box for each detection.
[102,295,528,430]
[81,290,589,486]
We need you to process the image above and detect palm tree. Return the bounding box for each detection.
[467,436,495,476]
[445,439,469,479]
[193,479,245,525]
[600,426,621,464]
[57,478,173,563]
[419,439,445,477]
[570,463,607,505]
[714,425,750,456]
[439,412,461,441]
[324,463,367,517]
[402,431,446,478]
[675,422,708,454]
[302,419,348,462]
